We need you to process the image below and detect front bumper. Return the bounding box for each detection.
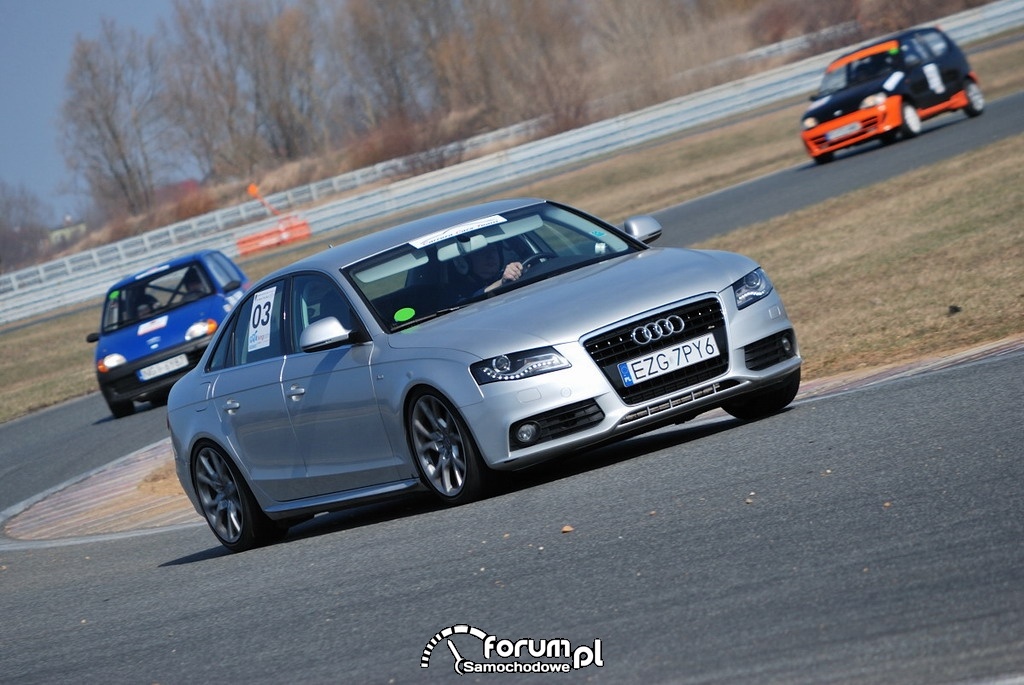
[462,293,801,469]
[801,95,904,158]
[97,339,210,404]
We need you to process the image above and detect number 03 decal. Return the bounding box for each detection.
[247,286,277,352]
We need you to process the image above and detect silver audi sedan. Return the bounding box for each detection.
[168,198,801,551]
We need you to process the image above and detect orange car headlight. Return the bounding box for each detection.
[859,92,888,109]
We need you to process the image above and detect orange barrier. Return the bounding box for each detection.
[236,215,312,256]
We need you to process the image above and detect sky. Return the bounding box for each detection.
[0,0,174,223]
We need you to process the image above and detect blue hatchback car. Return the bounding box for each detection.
[86,250,248,418]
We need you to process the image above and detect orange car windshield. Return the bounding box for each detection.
[819,41,900,95]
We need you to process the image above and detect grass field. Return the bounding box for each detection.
[1,33,1021,425]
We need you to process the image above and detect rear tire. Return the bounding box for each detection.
[813,152,834,165]
[192,443,285,552]
[963,80,984,117]
[407,390,489,505]
[723,368,801,421]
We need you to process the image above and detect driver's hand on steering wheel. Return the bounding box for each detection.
[500,261,523,284]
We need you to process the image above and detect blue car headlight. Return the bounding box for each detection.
[98,353,127,373]
[185,319,218,342]
[471,347,570,385]
[732,268,774,310]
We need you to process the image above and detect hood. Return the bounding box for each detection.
[387,248,756,357]
[805,72,903,120]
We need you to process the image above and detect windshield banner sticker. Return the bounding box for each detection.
[410,215,507,248]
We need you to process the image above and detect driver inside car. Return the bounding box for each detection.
[454,243,523,299]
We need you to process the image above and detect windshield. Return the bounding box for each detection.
[818,44,900,96]
[346,203,638,332]
[101,262,213,333]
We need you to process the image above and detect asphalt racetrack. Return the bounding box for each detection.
[1,91,1022,684]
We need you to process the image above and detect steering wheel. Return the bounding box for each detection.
[521,252,557,270]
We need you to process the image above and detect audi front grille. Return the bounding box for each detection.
[584,298,729,405]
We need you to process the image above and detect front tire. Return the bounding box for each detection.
[107,398,135,419]
[900,102,922,138]
[192,443,284,552]
[723,368,800,421]
[407,390,488,505]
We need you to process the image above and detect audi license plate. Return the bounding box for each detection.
[617,333,720,388]
[137,354,189,381]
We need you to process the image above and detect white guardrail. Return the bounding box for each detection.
[2,0,1022,325]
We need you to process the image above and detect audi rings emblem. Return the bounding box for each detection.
[631,315,685,345]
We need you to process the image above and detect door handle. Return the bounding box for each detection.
[223,399,240,414]
[287,384,306,401]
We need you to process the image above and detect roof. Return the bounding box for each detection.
[825,26,944,73]
[827,40,899,72]
[110,250,221,290]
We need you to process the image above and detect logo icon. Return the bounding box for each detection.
[422,624,604,675]
[631,315,685,345]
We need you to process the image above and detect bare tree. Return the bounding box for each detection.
[163,0,274,181]
[243,1,326,161]
[446,1,592,132]
[162,0,329,182]
[0,181,51,272]
[60,19,166,217]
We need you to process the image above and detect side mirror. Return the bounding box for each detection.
[299,316,352,353]
[622,215,663,244]
[223,279,242,292]
[86,332,100,343]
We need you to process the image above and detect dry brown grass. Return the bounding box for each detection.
[516,104,807,223]
[698,134,1024,379]
[1,33,1022,426]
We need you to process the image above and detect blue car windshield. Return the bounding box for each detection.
[346,204,637,332]
[101,263,213,333]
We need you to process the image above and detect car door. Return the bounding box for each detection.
[281,272,403,498]
[901,34,946,110]
[916,28,966,97]
[207,280,305,502]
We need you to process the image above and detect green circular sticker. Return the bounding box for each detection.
[394,307,415,322]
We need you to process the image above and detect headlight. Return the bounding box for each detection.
[98,353,127,373]
[802,116,818,129]
[732,268,774,310]
[471,347,570,385]
[185,319,218,341]
[859,92,887,109]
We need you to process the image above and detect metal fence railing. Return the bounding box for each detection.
[3,0,1022,325]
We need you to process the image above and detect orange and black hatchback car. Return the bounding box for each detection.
[800,27,983,164]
